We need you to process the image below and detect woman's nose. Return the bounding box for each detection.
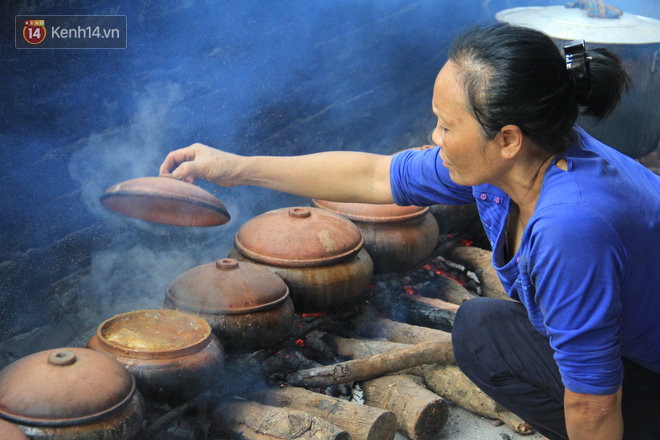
[431,129,442,146]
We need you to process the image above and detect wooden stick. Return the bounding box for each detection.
[422,364,534,435]
[286,339,454,388]
[251,386,397,440]
[407,294,460,313]
[354,305,451,344]
[443,246,510,301]
[323,333,412,359]
[212,399,350,440]
[368,290,454,332]
[361,374,448,440]
[428,274,479,305]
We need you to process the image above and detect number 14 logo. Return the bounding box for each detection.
[23,20,46,44]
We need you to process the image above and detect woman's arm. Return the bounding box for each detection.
[159,143,395,204]
[564,387,623,440]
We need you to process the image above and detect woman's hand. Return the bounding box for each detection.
[159,143,244,186]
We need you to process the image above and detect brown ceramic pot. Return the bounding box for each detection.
[87,309,224,401]
[0,347,144,440]
[311,200,440,273]
[164,258,295,353]
[227,207,374,313]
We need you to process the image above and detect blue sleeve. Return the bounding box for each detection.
[389,148,475,206]
[528,207,627,395]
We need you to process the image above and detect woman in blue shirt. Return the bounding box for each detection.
[160,24,660,440]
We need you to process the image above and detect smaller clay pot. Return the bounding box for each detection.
[0,348,144,440]
[87,309,224,401]
[228,207,374,313]
[311,200,440,273]
[164,258,295,353]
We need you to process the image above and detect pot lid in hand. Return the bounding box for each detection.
[312,199,430,223]
[234,207,364,267]
[166,258,290,315]
[101,176,230,227]
[0,348,136,426]
[495,6,660,44]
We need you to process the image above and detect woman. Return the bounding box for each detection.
[160,24,660,440]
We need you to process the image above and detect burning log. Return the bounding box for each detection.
[367,289,454,331]
[286,339,454,388]
[355,305,451,344]
[407,294,460,313]
[360,374,448,440]
[251,386,398,440]
[422,364,534,435]
[442,246,510,301]
[427,273,478,305]
[212,399,350,440]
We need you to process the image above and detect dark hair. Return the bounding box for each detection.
[448,23,631,154]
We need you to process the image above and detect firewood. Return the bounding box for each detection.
[355,305,451,344]
[429,274,479,305]
[212,399,350,440]
[368,290,454,331]
[361,374,448,440]
[286,339,454,388]
[443,246,511,301]
[407,294,460,313]
[323,333,411,359]
[251,386,397,440]
[422,364,534,435]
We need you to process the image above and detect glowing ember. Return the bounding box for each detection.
[301,312,328,318]
[295,339,305,347]
[403,286,415,295]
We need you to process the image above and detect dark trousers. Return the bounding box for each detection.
[451,297,660,440]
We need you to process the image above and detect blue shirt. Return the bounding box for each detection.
[390,126,660,395]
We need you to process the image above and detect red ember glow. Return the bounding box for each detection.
[295,339,305,347]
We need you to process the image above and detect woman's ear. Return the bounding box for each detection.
[495,125,524,159]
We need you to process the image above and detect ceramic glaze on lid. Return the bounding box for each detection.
[496,6,660,44]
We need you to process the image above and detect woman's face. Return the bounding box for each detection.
[431,61,504,187]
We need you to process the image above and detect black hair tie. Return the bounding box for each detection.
[564,40,592,101]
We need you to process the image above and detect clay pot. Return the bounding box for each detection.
[227,207,374,313]
[164,258,295,353]
[87,309,224,401]
[311,200,440,273]
[0,347,144,440]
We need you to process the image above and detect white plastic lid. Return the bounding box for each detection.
[495,6,660,44]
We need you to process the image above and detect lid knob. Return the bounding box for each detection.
[288,207,311,218]
[216,258,239,270]
[48,350,76,366]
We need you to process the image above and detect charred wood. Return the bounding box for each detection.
[250,386,398,440]
[355,305,451,344]
[407,294,459,313]
[367,290,454,332]
[442,246,510,301]
[421,274,478,305]
[360,374,448,440]
[212,399,350,440]
[322,333,411,359]
[422,364,534,435]
[286,339,454,388]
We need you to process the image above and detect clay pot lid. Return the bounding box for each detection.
[95,309,213,359]
[311,199,430,223]
[0,347,136,427]
[166,258,290,315]
[496,6,660,45]
[101,176,230,227]
[0,419,27,440]
[234,207,364,267]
